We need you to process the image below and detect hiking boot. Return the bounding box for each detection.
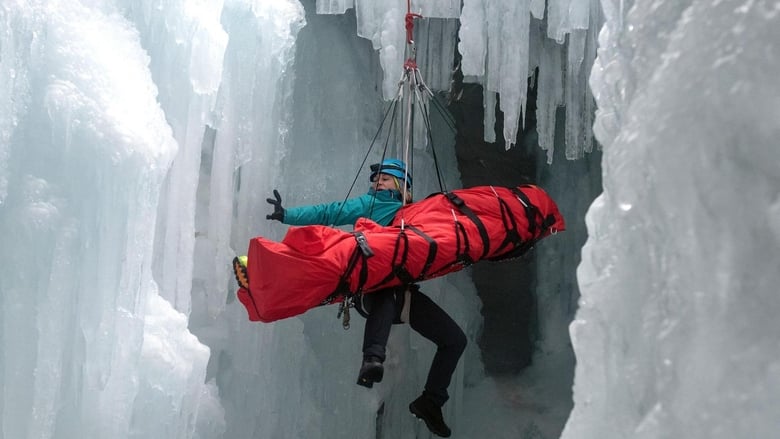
[409,394,451,437]
[356,356,384,388]
[232,256,250,290]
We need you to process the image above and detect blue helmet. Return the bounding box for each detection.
[369,158,412,188]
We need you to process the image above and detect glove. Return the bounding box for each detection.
[266,189,285,222]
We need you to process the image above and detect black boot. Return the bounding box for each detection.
[409,394,451,437]
[356,356,384,388]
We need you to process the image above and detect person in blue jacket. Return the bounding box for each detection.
[266,158,412,226]
[261,158,465,438]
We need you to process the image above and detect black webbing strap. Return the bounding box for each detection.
[320,231,373,306]
[492,195,522,256]
[488,186,553,262]
[513,186,558,236]
[453,218,473,265]
[405,224,437,280]
[371,230,415,290]
[444,192,490,260]
[390,231,414,284]
[511,187,539,236]
[426,216,474,278]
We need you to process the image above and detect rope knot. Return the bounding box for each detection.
[405,12,422,43]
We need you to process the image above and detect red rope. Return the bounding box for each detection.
[405,12,422,44]
[404,2,421,69]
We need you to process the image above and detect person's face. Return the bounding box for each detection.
[372,173,397,191]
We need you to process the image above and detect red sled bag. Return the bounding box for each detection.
[237,185,565,323]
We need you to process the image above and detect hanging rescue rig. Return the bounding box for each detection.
[235,7,565,326]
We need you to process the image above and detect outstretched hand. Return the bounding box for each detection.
[266,189,285,221]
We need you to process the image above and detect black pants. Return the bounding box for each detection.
[361,286,467,407]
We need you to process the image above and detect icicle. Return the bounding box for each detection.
[483,1,501,92]
[484,89,496,143]
[527,18,543,80]
[547,0,571,43]
[316,0,355,15]
[415,0,460,18]
[536,35,564,163]
[497,0,530,149]
[583,0,602,153]
[414,18,459,92]
[530,0,545,19]
[565,29,586,160]
[570,0,590,30]
[458,0,486,77]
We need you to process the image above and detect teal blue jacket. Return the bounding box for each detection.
[283,189,403,227]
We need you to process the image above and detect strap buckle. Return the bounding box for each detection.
[354,232,374,257]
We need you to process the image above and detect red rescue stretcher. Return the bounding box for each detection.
[237,185,565,323]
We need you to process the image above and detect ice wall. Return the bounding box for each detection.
[565,1,780,438]
[1,1,606,438]
[0,1,216,438]
[124,0,228,315]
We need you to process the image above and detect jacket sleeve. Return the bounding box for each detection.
[283,195,372,226]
